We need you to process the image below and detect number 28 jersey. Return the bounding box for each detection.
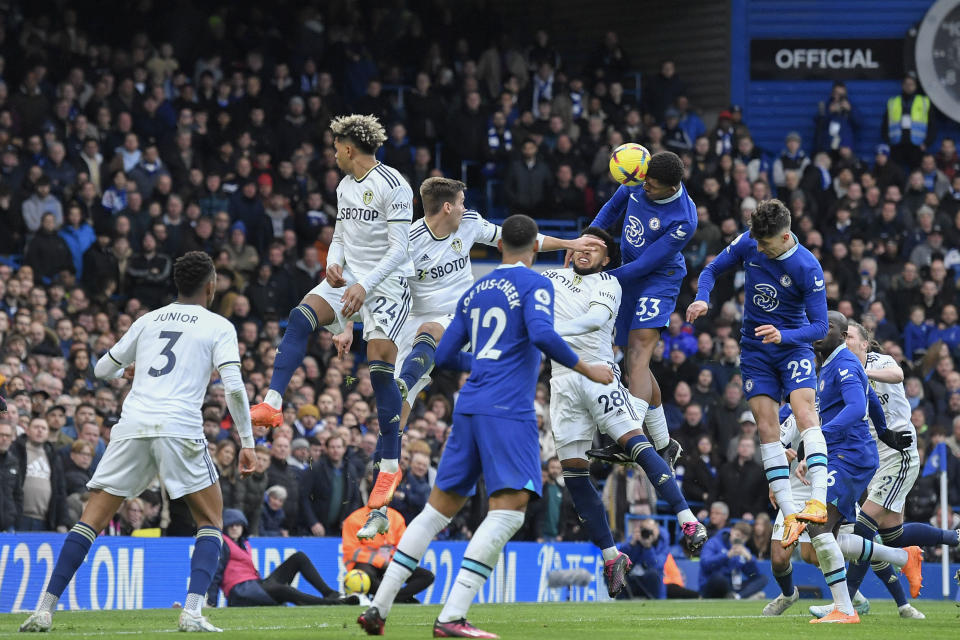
[104,303,242,441]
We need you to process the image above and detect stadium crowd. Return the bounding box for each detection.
[0,2,959,581]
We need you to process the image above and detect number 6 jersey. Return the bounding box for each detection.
[103,303,242,441]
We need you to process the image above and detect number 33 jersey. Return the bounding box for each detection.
[104,303,241,440]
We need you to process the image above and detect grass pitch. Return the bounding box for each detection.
[1,600,958,638]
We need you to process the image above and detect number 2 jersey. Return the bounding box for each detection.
[104,303,242,441]
[541,267,621,376]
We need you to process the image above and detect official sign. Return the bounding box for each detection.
[751,39,905,80]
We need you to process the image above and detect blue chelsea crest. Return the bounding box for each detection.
[648,217,661,231]
[780,274,792,288]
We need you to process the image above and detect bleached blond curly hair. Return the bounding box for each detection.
[330,114,387,154]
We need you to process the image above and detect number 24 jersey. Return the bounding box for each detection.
[104,303,242,441]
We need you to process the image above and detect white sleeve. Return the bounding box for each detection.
[591,276,621,318]
[95,318,144,379]
[555,304,610,337]
[327,220,345,268]
[220,365,254,449]
[359,187,413,292]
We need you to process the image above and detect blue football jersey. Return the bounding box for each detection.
[696,232,828,347]
[436,263,575,419]
[591,183,698,283]
[817,344,879,468]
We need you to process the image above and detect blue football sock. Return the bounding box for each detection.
[370,360,403,460]
[625,434,689,514]
[872,562,908,607]
[47,522,96,597]
[887,523,959,547]
[188,527,223,597]
[399,333,436,392]
[268,304,319,398]
[562,467,616,552]
[773,563,794,597]
[846,515,879,597]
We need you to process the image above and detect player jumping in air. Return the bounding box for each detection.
[357,215,613,638]
[807,319,960,619]
[20,252,256,633]
[338,177,603,539]
[792,311,921,623]
[250,115,413,522]
[583,151,695,466]
[542,226,706,597]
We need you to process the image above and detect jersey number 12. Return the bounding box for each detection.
[469,307,507,360]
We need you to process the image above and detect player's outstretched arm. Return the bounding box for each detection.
[539,234,605,255]
[555,304,610,337]
[608,220,692,283]
[589,185,629,230]
[866,361,905,384]
[869,386,913,450]
[687,240,742,323]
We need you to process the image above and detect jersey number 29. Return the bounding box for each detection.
[469,307,506,360]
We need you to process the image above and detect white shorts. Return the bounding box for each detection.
[309,269,411,343]
[395,312,455,400]
[549,365,638,461]
[866,448,920,513]
[88,436,218,500]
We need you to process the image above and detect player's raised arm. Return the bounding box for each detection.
[93,318,144,379]
[589,184,629,230]
[779,267,828,346]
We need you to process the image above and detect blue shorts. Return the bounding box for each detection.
[827,455,877,522]
[434,413,543,498]
[615,273,682,346]
[739,340,817,401]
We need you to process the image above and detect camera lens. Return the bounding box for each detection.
[640,528,653,538]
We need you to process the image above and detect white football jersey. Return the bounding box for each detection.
[104,303,242,440]
[407,210,501,315]
[334,163,415,281]
[865,352,917,454]
[778,414,810,499]
[541,267,621,376]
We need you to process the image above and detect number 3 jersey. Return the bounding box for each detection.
[103,303,242,441]
[542,267,621,376]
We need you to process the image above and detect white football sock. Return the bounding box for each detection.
[438,510,524,623]
[264,389,282,409]
[37,592,58,613]
[184,593,204,616]
[601,547,619,562]
[379,458,399,473]
[641,402,667,450]
[800,427,829,505]
[677,508,697,525]
[372,503,451,618]
[811,533,853,615]
[760,442,796,516]
[837,534,908,567]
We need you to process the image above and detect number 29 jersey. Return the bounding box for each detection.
[104,303,242,441]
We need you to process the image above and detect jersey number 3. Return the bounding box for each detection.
[469,307,507,360]
[148,331,183,377]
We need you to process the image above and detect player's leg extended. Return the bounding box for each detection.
[840,503,908,611]
[789,387,830,524]
[366,337,403,505]
[750,394,799,525]
[180,483,225,631]
[807,509,858,621]
[360,488,462,633]
[396,321,444,401]
[256,293,337,425]
[624,327,657,431]
[436,488,528,637]
[21,490,124,631]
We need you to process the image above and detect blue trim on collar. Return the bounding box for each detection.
[653,184,685,204]
[775,233,801,261]
[823,343,846,367]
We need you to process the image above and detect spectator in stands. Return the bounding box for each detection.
[681,434,718,505]
[301,434,361,537]
[643,59,686,124]
[260,485,289,538]
[706,501,729,538]
[505,138,553,217]
[105,498,145,536]
[0,421,21,532]
[772,132,810,188]
[62,440,93,496]
[882,74,935,171]
[25,212,75,284]
[618,518,669,599]
[265,436,300,532]
[814,81,859,154]
[699,521,768,599]
[713,435,765,520]
[13,417,66,531]
[22,176,64,233]
[393,450,431,524]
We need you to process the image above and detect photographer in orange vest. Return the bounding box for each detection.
[342,506,435,602]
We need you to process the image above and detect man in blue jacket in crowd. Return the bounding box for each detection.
[699,521,768,599]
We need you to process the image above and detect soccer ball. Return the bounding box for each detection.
[609,143,651,186]
[344,569,372,595]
